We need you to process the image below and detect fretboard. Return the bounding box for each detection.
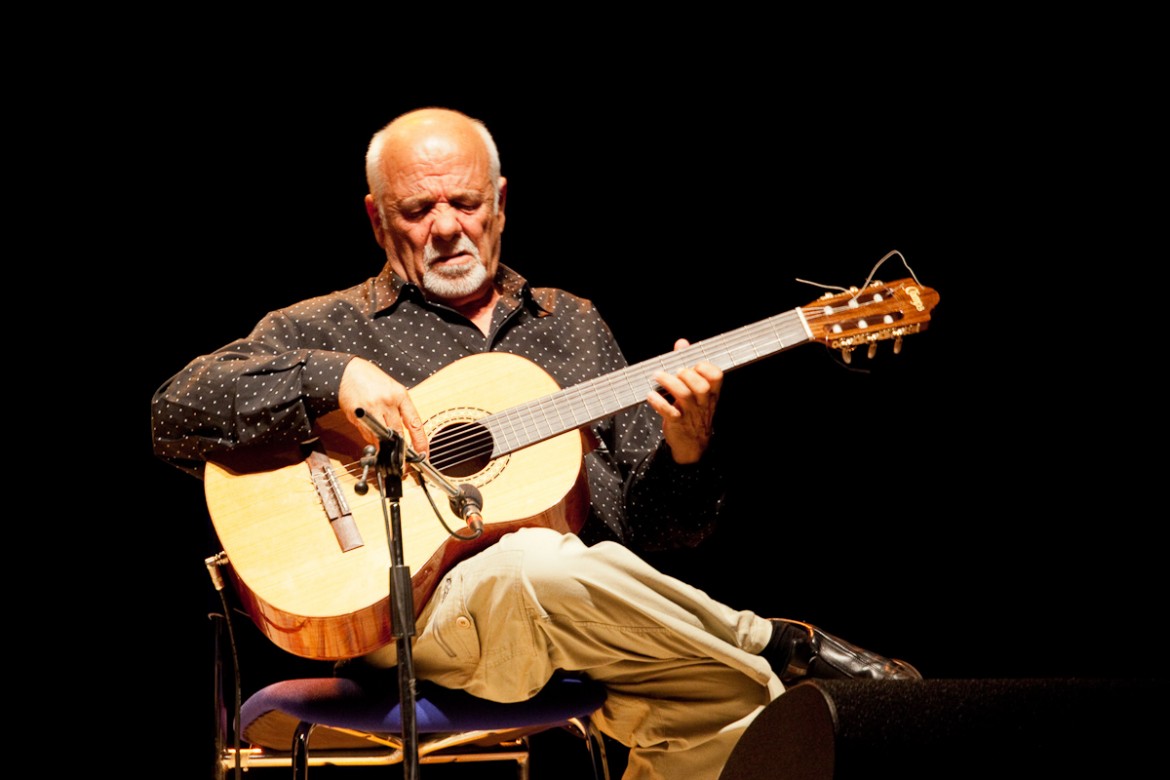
[484,308,811,457]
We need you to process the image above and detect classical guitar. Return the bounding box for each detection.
[205,277,939,659]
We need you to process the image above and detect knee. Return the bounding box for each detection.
[497,527,595,600]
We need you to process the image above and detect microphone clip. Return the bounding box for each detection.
[354,408,406,477]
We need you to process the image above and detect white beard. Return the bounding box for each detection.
[422,237,489,299]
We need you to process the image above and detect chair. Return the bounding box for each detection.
[211,608,611,780]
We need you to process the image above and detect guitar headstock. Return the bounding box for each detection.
[800,278,939,362]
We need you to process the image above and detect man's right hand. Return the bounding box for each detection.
[337,357,429,457]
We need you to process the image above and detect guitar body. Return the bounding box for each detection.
[205,352,591,660]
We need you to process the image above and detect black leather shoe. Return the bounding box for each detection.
[767,619,922,683]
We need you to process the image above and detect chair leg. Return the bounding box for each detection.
[292,721,314,780]
[569,718,611,780]
[589,722,612,780]
[211,615,226,780]
[515,740,530,780]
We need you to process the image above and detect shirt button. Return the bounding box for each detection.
[455,616,472,629]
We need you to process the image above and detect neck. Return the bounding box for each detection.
[448,285,500,336]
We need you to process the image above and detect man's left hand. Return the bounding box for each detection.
[648,339,723,464]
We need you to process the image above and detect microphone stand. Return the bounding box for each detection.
[355,412,420,780]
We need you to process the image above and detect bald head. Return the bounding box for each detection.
[367,108,501,209]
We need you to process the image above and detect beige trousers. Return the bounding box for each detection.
[363,527,784,780]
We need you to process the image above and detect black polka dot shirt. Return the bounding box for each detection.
[152,264,725,551]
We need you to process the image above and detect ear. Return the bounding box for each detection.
[364,195,385,247]
[496,176,508,230]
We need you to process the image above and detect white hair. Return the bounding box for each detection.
[366,109,502,213]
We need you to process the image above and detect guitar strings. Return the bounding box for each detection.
[316,251,922,488]
[795,249,920,298]
[463,278,910,463]
[413,319,803,473]
[315,312,809,483]
[317,287,882,481]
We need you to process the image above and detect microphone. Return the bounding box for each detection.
[450,484,484,535]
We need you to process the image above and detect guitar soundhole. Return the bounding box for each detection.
[429,421,493,478]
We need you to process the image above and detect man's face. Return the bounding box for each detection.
[367,124,506,305]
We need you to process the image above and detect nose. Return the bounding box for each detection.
[430,204,462,242]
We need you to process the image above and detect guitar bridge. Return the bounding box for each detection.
[307,450,363,552]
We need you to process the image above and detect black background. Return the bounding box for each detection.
[98,47,1160,778]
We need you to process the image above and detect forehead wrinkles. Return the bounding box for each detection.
[388,136,490,200]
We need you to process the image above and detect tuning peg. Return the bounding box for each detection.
[841,347,854,364]
[867,343,878,359]
[894,336,903,355]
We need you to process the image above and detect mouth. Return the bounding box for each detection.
[425,237,480,270]
[428,253,475,274]
[427,251,480,278]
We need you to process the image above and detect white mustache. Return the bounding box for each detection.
[424,236,480,266]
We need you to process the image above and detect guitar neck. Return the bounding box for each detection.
[484,308,810,457]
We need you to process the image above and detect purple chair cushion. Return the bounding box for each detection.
[240,672,606,750]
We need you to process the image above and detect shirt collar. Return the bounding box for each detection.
[369,263,549,317]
